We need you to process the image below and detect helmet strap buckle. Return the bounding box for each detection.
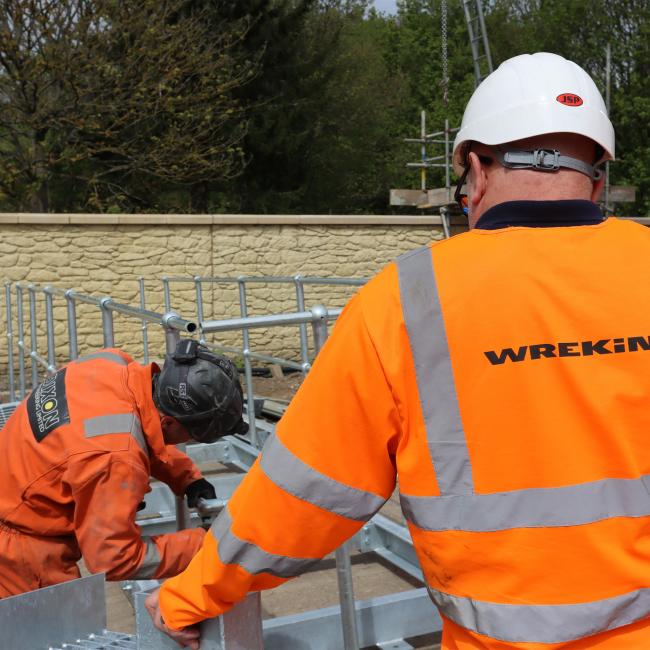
[532,149,561,171]
[501,148,561,172]
[496,147,601,180]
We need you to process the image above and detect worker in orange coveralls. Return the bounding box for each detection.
[147,53,650,650]
[0,340,245,598]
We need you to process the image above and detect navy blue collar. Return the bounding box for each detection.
[474,200,604,230]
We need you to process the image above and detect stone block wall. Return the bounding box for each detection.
[0,214,451,389]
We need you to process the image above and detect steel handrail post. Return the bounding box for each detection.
[311,305,360,650]
[139,278,149,364]
[237,278,257,447]
[194,276,206,344]
[64,290,79,360]
[5,282,15,402]
[440,206,451,240]
[293,275,310,374]
[162,276,171,312]
[28,284,39,388]
[43,287,57,374]
[100,297,115,348]
[162,312,190,532]
[16,284,26,398]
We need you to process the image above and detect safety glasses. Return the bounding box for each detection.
[454,146,493,216]
[454,164,470,215]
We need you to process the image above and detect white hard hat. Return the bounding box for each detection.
[452,52,615,175]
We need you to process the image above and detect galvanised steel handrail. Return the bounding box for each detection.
[160,275,364,363]
[155,273,363,446]
[162,275,367,285]
[5,282,196,402]
[200,307,339,333]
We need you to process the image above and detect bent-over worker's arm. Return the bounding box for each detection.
[69,453,206,581]
[159,293,401,629]
[149,445,203,496]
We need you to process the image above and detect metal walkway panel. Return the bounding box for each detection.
[49,631,136,649]
[0,574,105,650]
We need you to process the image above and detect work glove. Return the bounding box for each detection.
[185,478,216,508]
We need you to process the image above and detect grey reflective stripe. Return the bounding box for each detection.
[397,248,473,495]
[427,584,650,643]
[76,351,128,365]
[401,473,650,531]
[131,537,161,579]
[211,507,318,578]
[260,434,385,521]
[83,412,147,454]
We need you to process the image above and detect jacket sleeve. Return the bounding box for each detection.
[69,452,206,581]
[150,445,203,496]
[159,291,401,629]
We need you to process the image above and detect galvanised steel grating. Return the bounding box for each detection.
[49,631,136,649]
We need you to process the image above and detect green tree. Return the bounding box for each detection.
[0,0,256,212]
[223,1,413,214]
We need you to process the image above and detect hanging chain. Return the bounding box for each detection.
[441,0,449,105]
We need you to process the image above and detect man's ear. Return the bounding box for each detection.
[468,151,488,208]
[591,173,606,203]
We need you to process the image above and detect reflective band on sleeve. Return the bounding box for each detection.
[259,434,386,521]
[131,536,161,579]
[401,473,650,531]
[210,507,318,578]
[427,584,650,643]
[83,412,148,455]
[397,248,473,495]
[76,351,128,365]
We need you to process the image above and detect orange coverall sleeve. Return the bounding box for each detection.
[70,452,206,581]
[150,445,203,496]
[159,291,401,629]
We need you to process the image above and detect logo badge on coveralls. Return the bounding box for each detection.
[26,368,70,442]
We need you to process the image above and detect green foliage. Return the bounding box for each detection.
[0,0,256,212]
[0,0,648,214]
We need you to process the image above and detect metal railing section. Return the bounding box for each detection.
[3,281,196,402]
[159,273,365,366]
[152,274,364,448]
[201,305,340,447]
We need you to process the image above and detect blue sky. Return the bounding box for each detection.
[372,0,398,14]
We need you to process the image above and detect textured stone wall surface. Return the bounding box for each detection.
[0,215,446,392]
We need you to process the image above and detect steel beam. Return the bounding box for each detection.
[355,514,423,582]
[263,588,441,650]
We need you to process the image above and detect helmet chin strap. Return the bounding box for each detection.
[491,147,603,181]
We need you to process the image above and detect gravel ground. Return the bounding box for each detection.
[249,371,304,402]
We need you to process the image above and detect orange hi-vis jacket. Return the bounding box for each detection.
[0,349,205,597]
[160,215,650,648]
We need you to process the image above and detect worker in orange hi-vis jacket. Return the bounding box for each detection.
[0,340,246,598]
[148,53,650,650]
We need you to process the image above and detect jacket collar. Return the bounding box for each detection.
[126,361,169,463]
[474,200,604,230]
